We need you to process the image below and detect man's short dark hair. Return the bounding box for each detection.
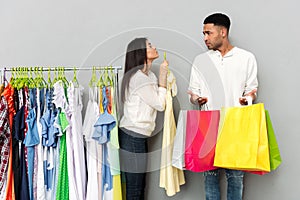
[204,13,231,31]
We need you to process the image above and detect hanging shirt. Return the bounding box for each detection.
[0,96,10,194]
[66,82,86,200]
[107,83,121,176]
[11,89,21,200]
[83,87,100,200]
[159,71,185,196]
[35,87,46,200]
[14,104,30,200]
[55,110,69,200]
[24,88,40,200]
[92,86,116,145]
[2,83,16,200]
[93,86,116,199]
[108,77,122,200]
[40,87,59,200]
[52,81,70,200]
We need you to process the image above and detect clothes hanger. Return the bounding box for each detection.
[97,67,104,88]
[61,67,69,87]
[72,67,79,88]
[13,67,19,88]
[23,67,31,88]
[89,66,97,87]
[39,67,48,88]
[104,66,110,86]
[9,68,14,86]
[47,67,52,88]
[28,67,36,89]
[33,67,43,89]
[17,67,26,90]
[12,67,19,88]
[51,67,58,88]
[109,66,114,86]
[57,67,65,87]
[164,52,170,75]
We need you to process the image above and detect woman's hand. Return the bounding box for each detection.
[159,60,169,88]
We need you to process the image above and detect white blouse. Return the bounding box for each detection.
[119,70,166,137]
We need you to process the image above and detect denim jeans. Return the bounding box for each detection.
[119,128,148,200]
[204,169,245,200]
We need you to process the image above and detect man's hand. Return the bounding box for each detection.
[239,88,257,105]
[187,90,208,105]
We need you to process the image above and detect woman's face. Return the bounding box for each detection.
[146,40,159,62]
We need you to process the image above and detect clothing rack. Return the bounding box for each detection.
[1,66,122,103]
[2,66,122,72]
[1,65,122,89]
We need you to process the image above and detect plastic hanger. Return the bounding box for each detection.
[1,68,8,86]
[51,67,58,88]
[28,67,36,89]
[57,67,64,86]
[164,52,170,75]
[24,67,31,88]
[15,67,22,89]
[109,66,114,86]
[47,67,52,88]
[72,67,79,88]
[12,67,18,88]
[33,67,43,89]
[17,67,26,90]
[10,67,16,87]
[13,67,21,89]
[89,66,97,87]
[40,67,47,88]
[104,66,110,86]
[61,67,69,87]
[97,67,104,87]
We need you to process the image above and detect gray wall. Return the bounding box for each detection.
[1,0,299,199]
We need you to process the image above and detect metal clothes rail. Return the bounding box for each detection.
[2,66,122,72]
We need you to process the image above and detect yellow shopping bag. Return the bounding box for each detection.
[214,103,270,172]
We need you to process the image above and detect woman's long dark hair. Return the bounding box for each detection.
[121,37,148,102]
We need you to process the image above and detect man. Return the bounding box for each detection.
[188,13,258,200]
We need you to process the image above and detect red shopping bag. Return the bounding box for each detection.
[185,110,220,172]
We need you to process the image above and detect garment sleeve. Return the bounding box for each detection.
[188,57,208,103]
[135,84,166,111]
[244,54,258,95]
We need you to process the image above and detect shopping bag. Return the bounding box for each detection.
[248,110,282,175]
[214,103,270,172]
[184,110,220,172]
[265,110,282,170]
[172,110,187,170]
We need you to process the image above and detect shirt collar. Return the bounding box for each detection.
[208,47,236,58]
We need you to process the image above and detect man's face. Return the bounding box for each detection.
[202,23,223,50]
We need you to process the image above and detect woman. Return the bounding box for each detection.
[119,37,168,200]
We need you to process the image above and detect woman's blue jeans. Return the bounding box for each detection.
[204,169,245,200]
[119,128,148,200]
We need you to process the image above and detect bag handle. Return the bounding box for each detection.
[199,102,208,111]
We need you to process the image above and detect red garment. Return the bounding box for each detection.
[106,86,112,114]
[2,84,16,200]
